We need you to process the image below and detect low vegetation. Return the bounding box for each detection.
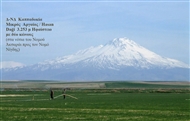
[0,81,190,121]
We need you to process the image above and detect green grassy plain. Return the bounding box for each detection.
[0,81,190,121]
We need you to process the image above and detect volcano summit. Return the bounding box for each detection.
[1,38,189,81]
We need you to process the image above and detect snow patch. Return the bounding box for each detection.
[1,61,25,69]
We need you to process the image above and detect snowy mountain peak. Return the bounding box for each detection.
[37,37,188,70]
[110,37,136,47]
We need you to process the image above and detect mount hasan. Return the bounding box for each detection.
[1,38,189,81]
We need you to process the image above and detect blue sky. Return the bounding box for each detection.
[1,1,189,65]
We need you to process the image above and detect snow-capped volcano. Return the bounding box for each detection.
[1,38,189,81]
[38,37,188,69]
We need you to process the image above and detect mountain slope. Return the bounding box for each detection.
[1,38,189,81]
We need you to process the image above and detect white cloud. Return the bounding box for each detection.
[0,61,25,69]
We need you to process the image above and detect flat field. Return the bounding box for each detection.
[0,81,190,121]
